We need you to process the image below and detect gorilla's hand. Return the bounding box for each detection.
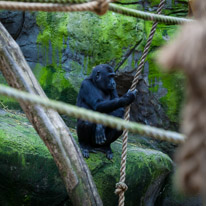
[95,124,106,145]
[120,89,137,105]
[82,148,90,158]
[126,89,137,99]
[106,148,113,160]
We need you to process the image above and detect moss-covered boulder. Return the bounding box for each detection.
[0,110,173,206]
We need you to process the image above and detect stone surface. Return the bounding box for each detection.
[0,110,173,206]
[0,11,24,40]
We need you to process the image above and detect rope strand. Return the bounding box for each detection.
[115,1,166,205]
[0,0,110,14]
[2,0,88,3]
[0,84,185,144]
[109,3,192,24]
[0,0,193,23]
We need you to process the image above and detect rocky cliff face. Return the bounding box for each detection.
[0,11,39,68]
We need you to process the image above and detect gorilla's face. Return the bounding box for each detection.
[92,64,116,92]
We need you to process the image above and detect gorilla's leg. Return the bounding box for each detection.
[98,128,123,159]
[77,120,96,158]
[77,108,124,159]
[99,108,124,159]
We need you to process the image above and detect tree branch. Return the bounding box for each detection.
[0,22,102,206]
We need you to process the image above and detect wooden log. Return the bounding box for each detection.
[0,22,103,206]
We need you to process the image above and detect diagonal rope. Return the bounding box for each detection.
[115,1,166,206]
[0,84,185,143]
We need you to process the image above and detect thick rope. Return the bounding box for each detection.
[3,0,88,3]
[109,3,193,24]
[0,0,110,15]
[0,84,185,143]
[0,1,193,23]
[115,1,166,205]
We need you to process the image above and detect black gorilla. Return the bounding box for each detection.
[76,64,137,159]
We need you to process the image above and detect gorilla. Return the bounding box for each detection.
[76,64,137,159]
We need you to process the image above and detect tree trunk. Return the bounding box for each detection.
[0,22,103,206]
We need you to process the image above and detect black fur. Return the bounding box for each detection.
[76,64,137,159]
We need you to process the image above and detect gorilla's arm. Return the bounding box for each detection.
[95,90,137,113]
[78,79,137,113]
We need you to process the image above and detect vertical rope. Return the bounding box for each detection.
[115,1,165,205]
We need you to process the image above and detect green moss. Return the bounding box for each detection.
[35,13,80,104]
[0,112,68,205]
[143,21,185,123]
[0,74,20,109]
[159,73,185,123]
[33,64,78,104]
[88,141,173,205]
[0,114,50,157]
[147,51,185,123]
[0,111,173,205]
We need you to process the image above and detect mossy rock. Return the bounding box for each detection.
[0,110,173,206]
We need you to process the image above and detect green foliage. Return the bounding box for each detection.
[67,11,143,72]
[36,12,69,63]
[144,22,178,47]
[147,51,185,123]
[144,21,185,123]
[146,0,164,7]
[33,4,188,124]
[159,73,185,123]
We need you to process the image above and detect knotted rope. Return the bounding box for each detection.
[115,182,128,195]
[115,1,165,205]
[94,0,109,15]
[0,0,192,23]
